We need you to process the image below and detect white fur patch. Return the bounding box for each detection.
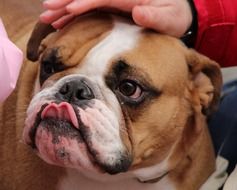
[132,158,170,182]
[78,16,141,83]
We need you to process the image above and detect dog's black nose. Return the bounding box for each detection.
[57,79,95,103]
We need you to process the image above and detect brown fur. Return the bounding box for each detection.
[115,35,221,189]
[0,1,222,190]
[0,1,65,189]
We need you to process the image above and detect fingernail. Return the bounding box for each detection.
[39,14,47,23]
[39,12,50,23]
[66,1,82,12]
[136,7,145,17]
[133,6,147,25]
[66,4,75,12]
[43,0,56,9]
[43,1,50,8]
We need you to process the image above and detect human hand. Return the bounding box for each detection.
[40,0,193,37]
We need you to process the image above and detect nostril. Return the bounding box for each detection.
[76,89,84,100]
[59,83,70,95]
[75,87,94,100]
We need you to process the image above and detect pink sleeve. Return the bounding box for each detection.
[193,0,237,67]
[0,19,23,102]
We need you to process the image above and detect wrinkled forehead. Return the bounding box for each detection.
[41,13,188,88]
[40,14,141,78]
[41,14,141,67]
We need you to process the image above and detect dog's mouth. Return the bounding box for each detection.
[24,101,132,174]
[29,102,81,148]
[28,102,101,172]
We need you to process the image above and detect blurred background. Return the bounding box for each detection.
[222,67,237,83]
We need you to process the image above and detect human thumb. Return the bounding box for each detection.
[132,5,190,37]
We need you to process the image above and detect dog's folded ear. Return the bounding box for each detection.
[186,49,222,116]
[27,22,56,62]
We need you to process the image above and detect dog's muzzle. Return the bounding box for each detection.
[23,75,132,175]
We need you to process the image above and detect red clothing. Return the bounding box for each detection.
[193,0,237,67]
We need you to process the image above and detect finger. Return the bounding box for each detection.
[66,0,140,15]
[52,14,75,29]
[43,0,73,10]
[66,0,110,14]
[132,5,188,37]
[40,8,68,24]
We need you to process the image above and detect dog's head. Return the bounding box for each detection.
[22,13,222,178]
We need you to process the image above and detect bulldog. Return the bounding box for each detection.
[0,9,222,190]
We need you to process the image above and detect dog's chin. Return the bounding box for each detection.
[25,101,132,175]
[34,117,101,173]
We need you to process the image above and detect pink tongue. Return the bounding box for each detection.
[41,102,79,128]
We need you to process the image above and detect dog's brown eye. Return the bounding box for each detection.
[40,58,66,86]
[40,61,64,86]
[43,64,55,74]
[39,48,67,86]
[119,80,142,99]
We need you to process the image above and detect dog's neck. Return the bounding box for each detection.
[132,143,175,183]
[137,171,169,184]
[56,121,215,190]
[57,167,176,190]
[132,118,216,188]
